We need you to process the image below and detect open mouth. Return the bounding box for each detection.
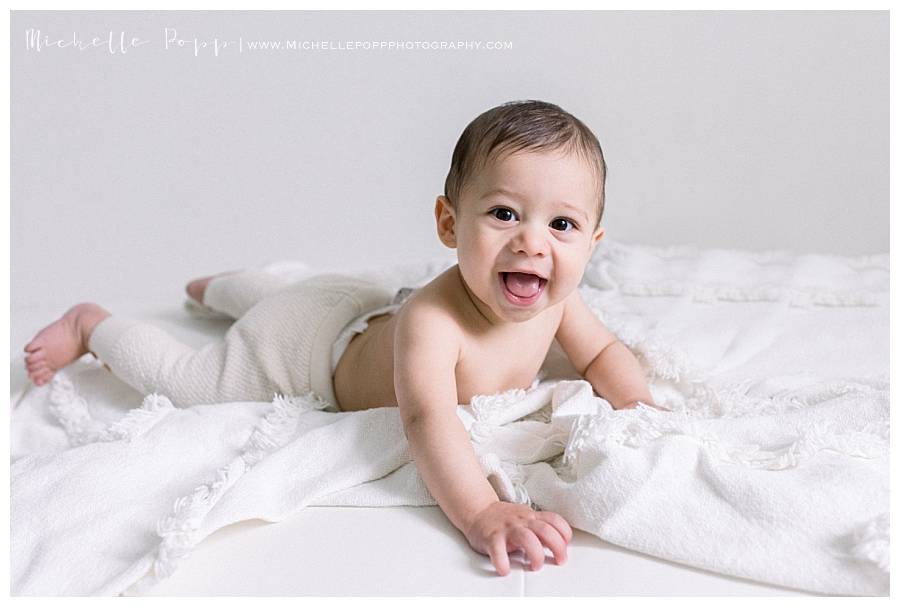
[499,272,547,306]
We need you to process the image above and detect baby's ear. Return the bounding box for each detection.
[590,225,605,250]
[435,195,458,248]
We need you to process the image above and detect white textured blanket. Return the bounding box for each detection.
[9,240,889,596]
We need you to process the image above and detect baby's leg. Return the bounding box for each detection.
[24,303,280,404]
[24,274,393,407]
[188,270,293,320]
[86,315,281,406]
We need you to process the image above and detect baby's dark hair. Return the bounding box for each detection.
[443,100,607,227]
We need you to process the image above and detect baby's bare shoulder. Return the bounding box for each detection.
[398,267,465,316]
[394,274,465,343]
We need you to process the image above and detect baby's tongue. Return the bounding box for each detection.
[504,272,541,298]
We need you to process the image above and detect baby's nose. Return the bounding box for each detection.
[512,224,549,256]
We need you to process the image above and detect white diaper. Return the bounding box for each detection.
[330,287,416,373]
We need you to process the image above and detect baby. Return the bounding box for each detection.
[24,100,658,577]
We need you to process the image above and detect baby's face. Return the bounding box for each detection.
[437,149,604,324]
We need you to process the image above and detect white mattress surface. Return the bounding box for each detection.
[145,507,811,596]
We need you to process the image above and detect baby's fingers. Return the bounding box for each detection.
[529,520,568,565]
[513,528,546,571]
[537,511,573,543]
[488,534,511,576]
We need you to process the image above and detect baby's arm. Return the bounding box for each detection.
[394,304,572,574]
[556,291,658,410]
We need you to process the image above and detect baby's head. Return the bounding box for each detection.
[436,100,607,323]
[443,100,607,229]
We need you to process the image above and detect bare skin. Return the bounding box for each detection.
[334,264,575,574]
[185,274,217,304]
[333,266,562,411]
[23,303,112,386]
[334,262,660,572]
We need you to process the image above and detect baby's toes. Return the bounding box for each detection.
[33,369,55,386]
[185,277,213,304]
[24,348,45,363]
[28,362,45,375]
[25,358,47,374]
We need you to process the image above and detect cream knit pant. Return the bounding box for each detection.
[87,271,394,410]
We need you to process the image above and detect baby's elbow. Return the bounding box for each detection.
[580,339,618,376]
[398,402,435,437]
[397,403,419,435]
[401,412,419,437]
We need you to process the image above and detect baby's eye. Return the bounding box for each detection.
[490,208,517,222]
[550,218,577,232]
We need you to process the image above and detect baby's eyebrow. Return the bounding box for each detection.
[481,187,522,200]
[557,202,589,224]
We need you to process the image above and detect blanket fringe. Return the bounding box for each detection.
[591,304,706,388]
[848,513,890,573]
[560,390,889,476]
[479,453,532,507]
[584,294,890,421]
[48,372,174,445]
[129,391,330,595]
[558,300,890,474]
[585,239,887,307]
[589,239,889,273]
[616,282,880,308]
[470,387,529,425]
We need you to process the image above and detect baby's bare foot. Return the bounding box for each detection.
[23,303,111,386]
[185,271,237,305]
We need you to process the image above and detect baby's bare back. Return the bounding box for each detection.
[332,267,563,412]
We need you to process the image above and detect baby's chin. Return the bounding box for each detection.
[496,307,546,323]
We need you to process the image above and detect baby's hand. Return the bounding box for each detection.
[465,501,573,575]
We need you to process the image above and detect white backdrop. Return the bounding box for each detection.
[11,10,888,323]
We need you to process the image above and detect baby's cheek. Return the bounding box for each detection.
[552,275,579,299]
